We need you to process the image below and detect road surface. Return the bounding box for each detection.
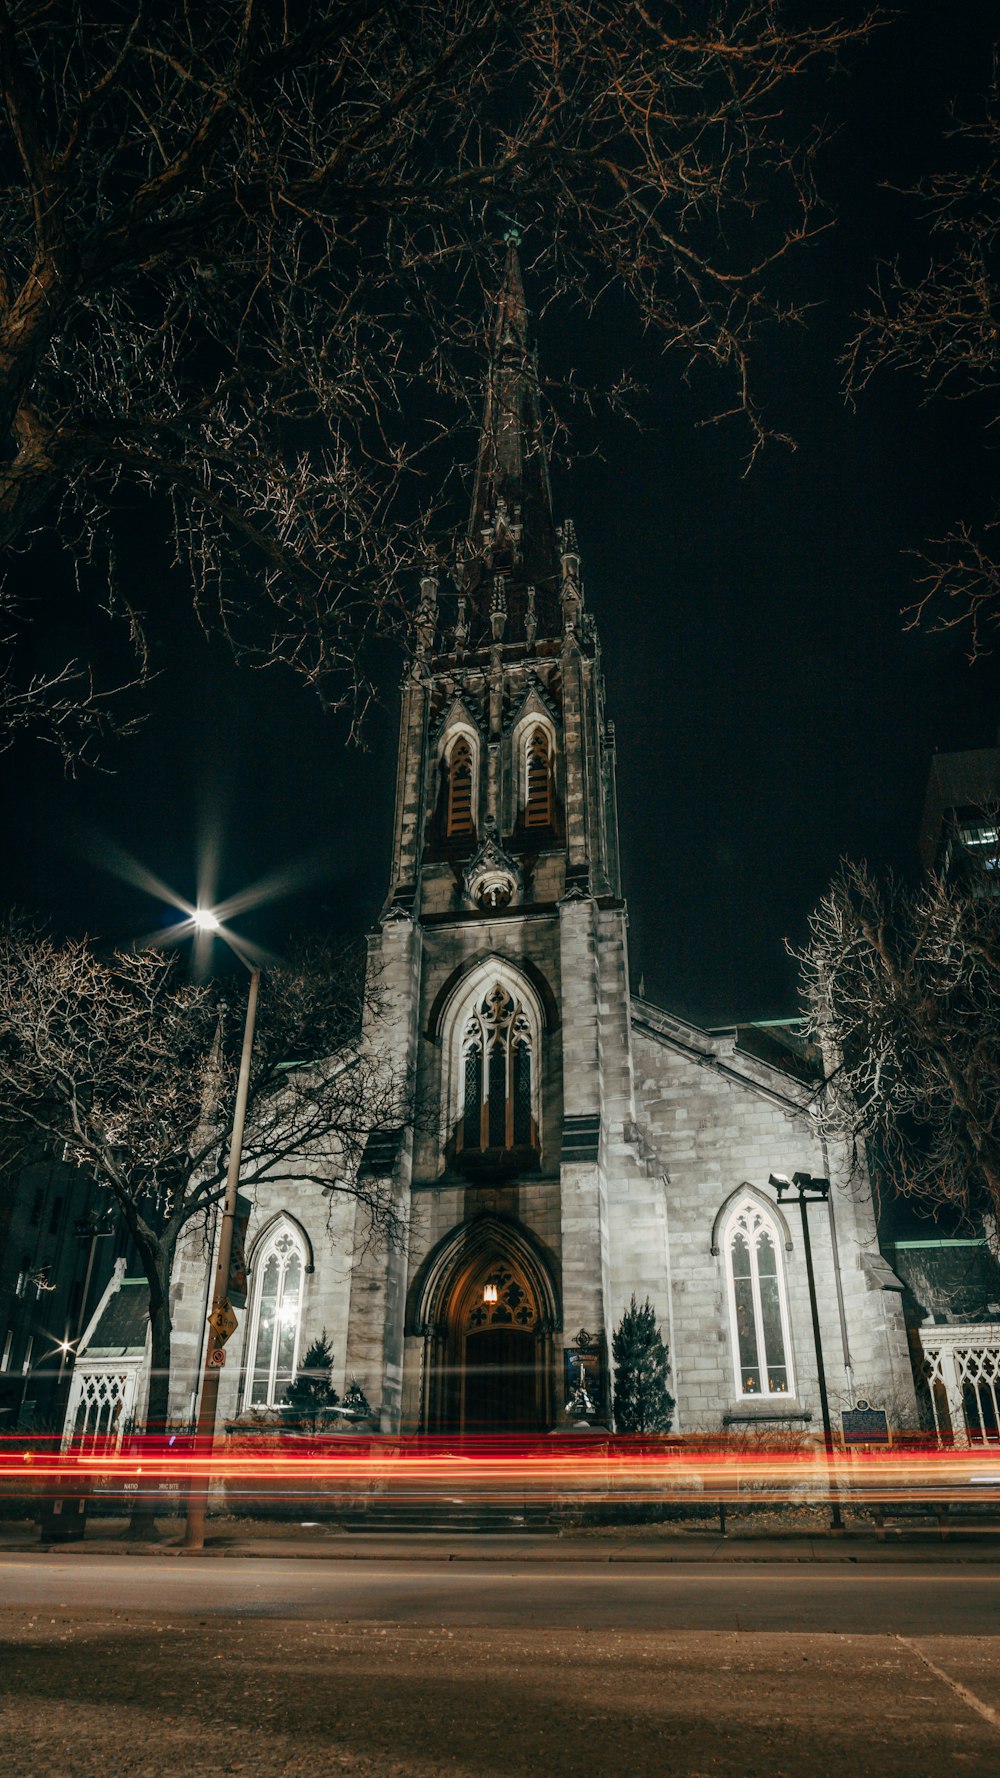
[2,1556,998,1776]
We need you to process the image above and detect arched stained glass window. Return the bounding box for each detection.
[458,983,537,1154]
[524,726,553,828]
[446,734,475,836]
[512,1039,532,1145]
[488,1041,507,1147]
[243,1220,307,1409]
[724,1200,792,1399]
[463,1040,483,1149]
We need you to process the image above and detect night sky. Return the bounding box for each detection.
[3,3,1000,1029]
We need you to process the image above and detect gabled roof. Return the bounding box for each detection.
[630,995,814,1117]
[77,1260,149,1357]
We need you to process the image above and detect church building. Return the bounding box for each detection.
[71,246,916,1441]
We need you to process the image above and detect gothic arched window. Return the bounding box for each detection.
[723,1198,793,1399]
[524,726,553,829]
[445,734,476,837]
[243,1219,307,1409]
[458,982,537,1153]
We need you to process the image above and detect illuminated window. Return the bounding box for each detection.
[524,726,553,828]
[243,1220,306,1409]
[959,820,1000,851]
[458,982,537,1153]
[957,819,1000,886]
[723,1198,793,1398]
[446,734,476,837]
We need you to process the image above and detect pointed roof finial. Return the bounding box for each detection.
[461,237,561,644]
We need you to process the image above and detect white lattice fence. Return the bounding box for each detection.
[62,1364,140,1451]
[955,1344,1000,1443]
[918,1327,1000,1444]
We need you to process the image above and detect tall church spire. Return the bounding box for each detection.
[459,240,560,643]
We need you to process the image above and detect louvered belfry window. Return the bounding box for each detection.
[524,726,552,828]
[447,735,475,836]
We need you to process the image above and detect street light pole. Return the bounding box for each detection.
[770,1172,845,1533]
[183,964,260,1551]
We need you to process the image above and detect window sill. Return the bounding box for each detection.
[722,1402,812,1425]
[454,1145,540,1182]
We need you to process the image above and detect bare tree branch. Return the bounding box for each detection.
[0,0,879,753]
[844,59,1000,656]
[794,860,1000,1227]
[0,918,410,1429]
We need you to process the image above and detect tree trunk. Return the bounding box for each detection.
[127,1244,174,1541]
[144,1264,174,1433]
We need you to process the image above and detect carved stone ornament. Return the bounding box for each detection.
[379,900,413,926]
[525,585,537,650]
[462,817,523,911]
[559,877,591,903]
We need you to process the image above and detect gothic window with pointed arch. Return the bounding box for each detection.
[243,1219,307,1409]
[722,1197,793,1398]
[458,982,537,1153]
[445,733,476,837]
[523,725,553,829]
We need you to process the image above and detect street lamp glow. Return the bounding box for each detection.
[193,907,221,933]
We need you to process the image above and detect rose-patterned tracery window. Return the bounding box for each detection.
[466,1266,537,1331]
[459,982,536,1152]
[723,1198,793,1399]
[243,1220,307,1409]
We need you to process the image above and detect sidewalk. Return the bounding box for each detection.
[2,1515,999,1562]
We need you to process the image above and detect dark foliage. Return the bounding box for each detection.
[284,1331,339,1431]
[612,1294,675,1433]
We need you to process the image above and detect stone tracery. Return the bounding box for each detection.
[458,981,535,1153]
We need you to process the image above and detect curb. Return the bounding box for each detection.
[5,1535,1000,1565]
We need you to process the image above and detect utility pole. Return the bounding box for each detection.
[183,966,260,1551]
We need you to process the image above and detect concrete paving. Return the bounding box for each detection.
[2,1514,999,1562]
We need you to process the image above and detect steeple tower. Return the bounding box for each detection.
[383,239,621,924]
[458,239,560,647]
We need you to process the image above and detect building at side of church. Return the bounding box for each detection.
[69,246,915,1442]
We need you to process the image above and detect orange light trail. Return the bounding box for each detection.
[3,1437,998,1513]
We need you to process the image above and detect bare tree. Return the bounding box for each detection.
[0,920,408,1431]
[0,0,876,756]
[844,63,1000,656]
[795,860,1000,1225]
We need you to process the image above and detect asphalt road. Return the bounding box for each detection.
[3,1554,1000,1633]
[2,1558,999,1777]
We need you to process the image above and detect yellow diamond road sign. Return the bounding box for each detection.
[208,1298,238,1344]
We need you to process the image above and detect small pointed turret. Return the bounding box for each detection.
[460,240,560,645]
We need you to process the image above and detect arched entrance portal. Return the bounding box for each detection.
[408,1217,559,1432]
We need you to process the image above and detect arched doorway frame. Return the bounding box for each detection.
[406,1214,561,1431]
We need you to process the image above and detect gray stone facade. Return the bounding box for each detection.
[160,244,915,1440]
